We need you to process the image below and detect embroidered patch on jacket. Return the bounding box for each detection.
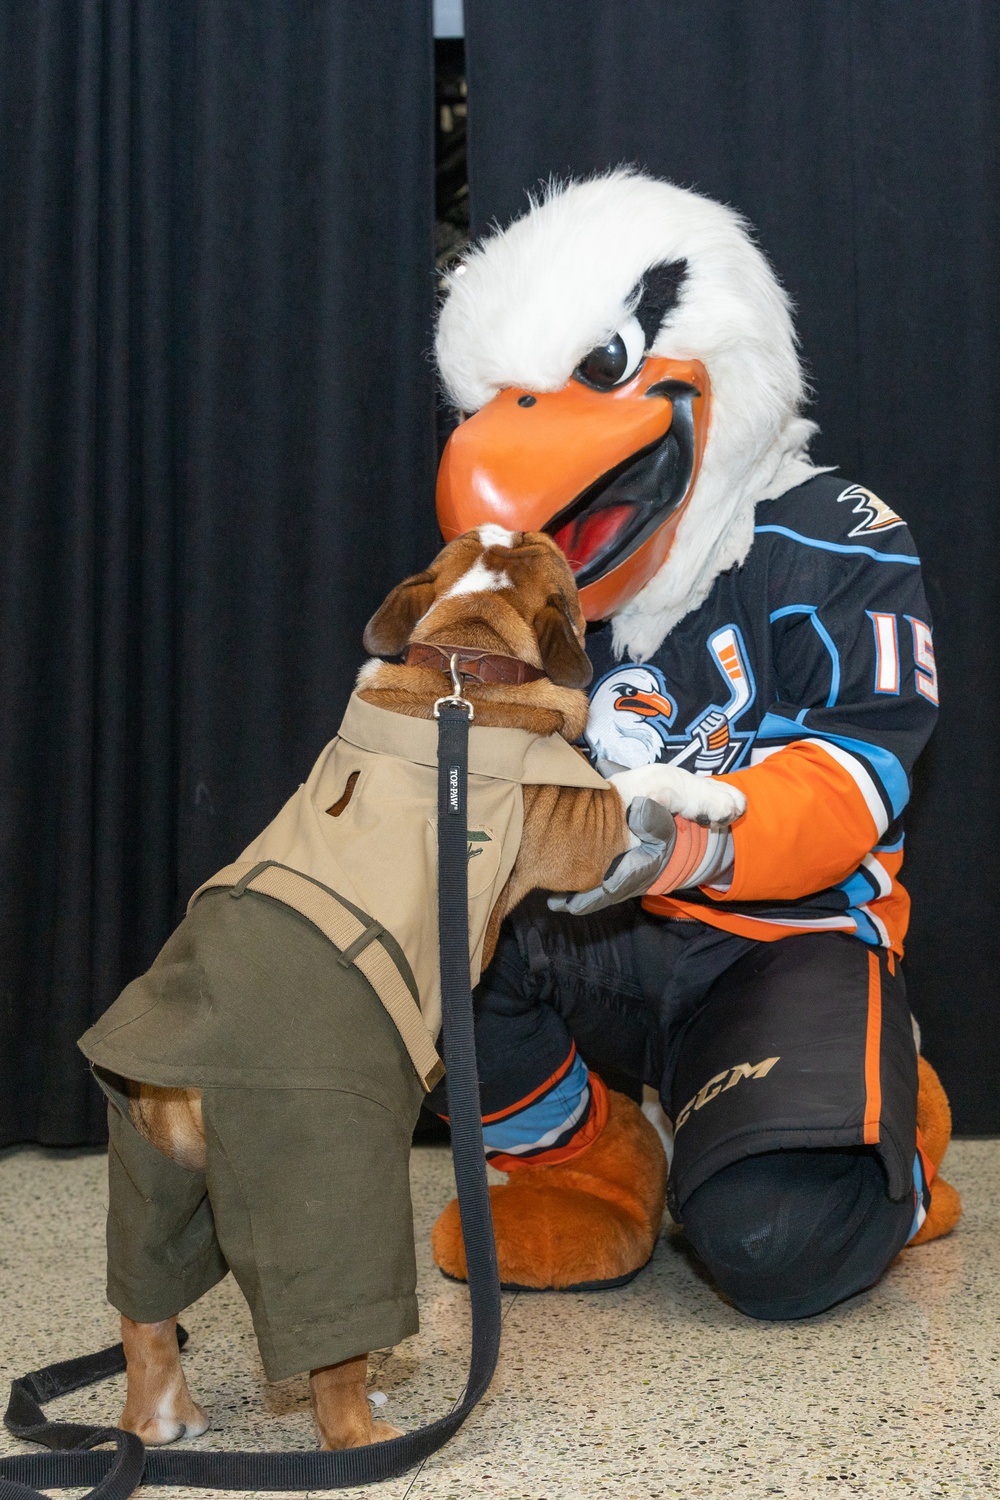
[427,819,502,899]
[467,829,493,860]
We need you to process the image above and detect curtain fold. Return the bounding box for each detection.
[464,0,1000,1130]
[0,0,436,1145]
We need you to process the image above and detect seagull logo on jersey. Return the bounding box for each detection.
[585,665,679,769]
[837,484,905,537]
[585,626,756,774]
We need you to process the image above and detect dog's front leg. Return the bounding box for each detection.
[310,1355,401,1449]
[120,1315,209,1444]
[480,782,632,966]
[508,783,631,903]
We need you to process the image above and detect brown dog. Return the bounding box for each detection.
[115,527,633,1451]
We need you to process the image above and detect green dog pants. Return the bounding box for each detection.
[92,891,425,1382]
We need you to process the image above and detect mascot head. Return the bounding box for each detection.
[435,170,821,659]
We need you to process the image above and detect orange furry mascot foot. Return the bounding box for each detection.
[432,1090,667,1290]
[907,1056,961,1246]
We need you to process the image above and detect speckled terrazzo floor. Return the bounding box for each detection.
[0,1141,996,1499]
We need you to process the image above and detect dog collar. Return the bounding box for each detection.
[404,643,548,686]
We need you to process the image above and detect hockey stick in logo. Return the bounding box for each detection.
[685,627,754,774]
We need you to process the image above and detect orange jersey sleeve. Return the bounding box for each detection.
[710,740,886,902]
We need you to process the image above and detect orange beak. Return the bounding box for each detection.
[436,356,711,620]
[614,689,675,720]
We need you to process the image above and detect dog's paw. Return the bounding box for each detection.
[610,764,747,827]
[121,1399,209,1445]
[319,1417,403,1450]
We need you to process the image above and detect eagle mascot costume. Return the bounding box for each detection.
[426,171,960,1318]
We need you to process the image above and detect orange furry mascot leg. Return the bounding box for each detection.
[432,1090,667,1289]
[907,1055,961,1246]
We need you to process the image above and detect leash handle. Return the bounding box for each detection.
[0,700,501,1496]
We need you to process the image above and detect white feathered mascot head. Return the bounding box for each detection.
[435,170,821,661]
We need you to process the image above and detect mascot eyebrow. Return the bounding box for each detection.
[630,259,689,348]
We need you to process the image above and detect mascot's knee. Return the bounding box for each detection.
[679,1153,813,1310]
[678,1148,912,1321]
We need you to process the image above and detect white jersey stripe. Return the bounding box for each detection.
[860,904,892,946]
[726,911,857,932]
[861,853,894,899]
[749,744,784,765]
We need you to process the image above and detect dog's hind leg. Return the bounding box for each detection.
[126,1082,206,1172]
[310,1355,402,1449]
[120,1315,210,1444]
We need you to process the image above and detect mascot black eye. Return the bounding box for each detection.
[574,315,645,391]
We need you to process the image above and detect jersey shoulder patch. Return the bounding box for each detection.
[755,475,918,558]
[834,483,906,537]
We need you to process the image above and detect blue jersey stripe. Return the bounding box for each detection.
[847,906,882,945]
[769,605,841,706]
[481,1049,591,1156]
[908,1152,929,1241]
[838,869,880,907]
[754,524,921,566]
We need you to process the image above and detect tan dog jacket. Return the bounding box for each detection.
[81,693,608,1093]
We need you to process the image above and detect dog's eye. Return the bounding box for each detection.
[574,316,645,391]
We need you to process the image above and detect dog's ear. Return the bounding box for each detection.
[534,593,593,689]
[363,570,438,656]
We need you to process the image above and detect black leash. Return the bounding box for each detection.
[1,695,500,1499]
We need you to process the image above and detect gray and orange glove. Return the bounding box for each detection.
[547,796,733,918]
[548,758,741,918]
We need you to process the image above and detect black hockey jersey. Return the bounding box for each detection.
[584,474,939,955]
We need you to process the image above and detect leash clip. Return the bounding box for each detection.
[433,653,475,720]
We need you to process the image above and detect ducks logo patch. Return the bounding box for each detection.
[585,625,756,774]
[837,484,905,537]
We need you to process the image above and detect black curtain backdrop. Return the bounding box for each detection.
[464,1,1000,1130]
[0,1,437,1146]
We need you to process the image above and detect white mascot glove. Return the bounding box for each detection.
[608,762,746,827]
